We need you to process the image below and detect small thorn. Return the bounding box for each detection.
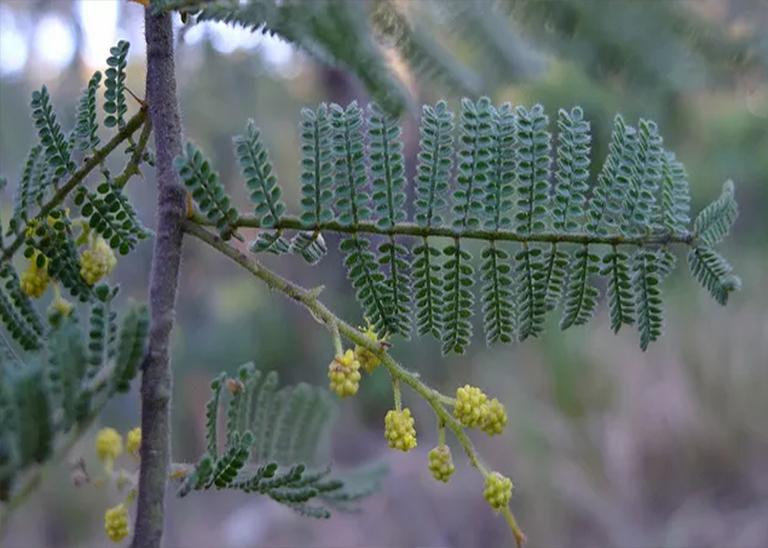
[127,0,149,8]
[306,285,325,299]
[125,86,146,107]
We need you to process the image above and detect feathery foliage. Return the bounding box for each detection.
[0,41,154,507]
[0,299,149,501]
[180,97,741,353]
[178,364,387,517]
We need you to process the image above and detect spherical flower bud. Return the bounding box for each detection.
[483,472,513,512]
[79,236,117,285]
[453,385,488,428]
[328,349,362,398]
[104,503,130,543]
[428,445,455,483]
[20,256,50,299]
[384,408,417,452]
[481,398,508,436]
[126,427,141,457]
[354,321,384,373]
[96,427,123,463]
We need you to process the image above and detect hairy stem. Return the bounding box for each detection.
[182,219,526,547]
[132,9,186,548]
[193,213,693,247]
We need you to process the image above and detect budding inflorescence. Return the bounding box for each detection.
[126,427,141,457]
[20,251,50,299]
[323,326,517,541]
[80,235,117,285]
[354,320,385,373]
[96,427,123,464]
[483,472,513,512]
[384,408,417,452]
[328,349,362,398]
[453,385,508,435]
[428,445,455,483]
[87,426,141,543]
[104,502,130,543]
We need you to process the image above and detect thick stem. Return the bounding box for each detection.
[132,9,186,548]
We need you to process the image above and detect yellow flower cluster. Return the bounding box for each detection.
[126,427,141,457]
[428,445,455,483]
[79,236,117,285]
[354,321,384,373]
[328,349,362,398]
[483,472,513,512]
[104,503,130,542]
[453,385,508,435]
[96,427,123,463]
[384,408,417,452]
[94,426,140,543]
[20,254,50,299]
[453,385,489,428]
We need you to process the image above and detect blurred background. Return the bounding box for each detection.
[1,0,767,546]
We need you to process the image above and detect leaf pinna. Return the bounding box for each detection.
[179,364,387,518]
[180,97,741,353]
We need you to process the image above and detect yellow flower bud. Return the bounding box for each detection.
[126,427,141,457]
[104,503,130,543]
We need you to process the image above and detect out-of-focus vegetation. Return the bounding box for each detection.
[1,1,767,546]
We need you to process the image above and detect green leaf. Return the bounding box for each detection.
[480,243,515,345]
[553,107,591,233]
[175,141,240,241]
[484,102,516,231]
[8,146,42,236]
[441,242,474,354]
[367,102,407,230]
[658,151,690,234]
[235,119,286,228]
[560,245,600,330]
[515,244,547,340]
[298,104,334,229]
[103,41,129,129]
[687,245,741,306]
[453,97,494,231]
[601,247,635,333]
[45,317,86,431]
[31,85,75,181]
[693,179,738,247]
[113,303,149,393]
[587,114,631,235]
[74,72,102,152]
[633,249,665,351]
[205,373,226,460]
[621,119,663,235]
[412,239,444,339]
[541,243,568,313]
[413,100,454,229]
[332,102,370,227]
[514,104,551,234]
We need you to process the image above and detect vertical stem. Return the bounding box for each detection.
[132,8,186,548]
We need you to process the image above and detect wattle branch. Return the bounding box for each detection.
[181,218,526,547]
